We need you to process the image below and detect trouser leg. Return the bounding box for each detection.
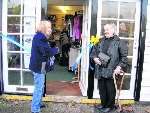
[43,75,46,97]
[98,78,107,107]
[87,69,94,99]
[31,72,45,112]
[105,79,116,108]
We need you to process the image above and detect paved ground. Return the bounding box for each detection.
[0,98,150,113]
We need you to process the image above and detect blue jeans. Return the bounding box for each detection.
[31,72,45,112]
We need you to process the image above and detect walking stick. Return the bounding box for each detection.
[113,71,125,112]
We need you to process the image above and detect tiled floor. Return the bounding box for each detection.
[46,81,82,96]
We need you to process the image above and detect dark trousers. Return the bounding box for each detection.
[43,75,46,97]
[98,77,116,108]
[87,68,94,99]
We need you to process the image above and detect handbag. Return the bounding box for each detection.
[98,52,110,67]
[45,56,55,72]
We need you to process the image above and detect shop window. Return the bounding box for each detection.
[7,17,20,33]
[8,70,21,85]
[8,0,21,15]
[98,1,137,91]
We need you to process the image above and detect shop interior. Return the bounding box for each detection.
[45,1,86,96]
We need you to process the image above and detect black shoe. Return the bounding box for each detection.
[100,108,111,113]
[100,107,116,113]
[40,104,46,108]
[95,104,105,110]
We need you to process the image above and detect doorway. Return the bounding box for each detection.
[45,1,87,96]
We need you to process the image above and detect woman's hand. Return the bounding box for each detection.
[114,66,122,75]
[93,58,101,65]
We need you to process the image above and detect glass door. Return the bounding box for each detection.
[2,0,41,93]
[93,0,141,99]
[80,0,92,96]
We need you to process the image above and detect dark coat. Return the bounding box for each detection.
[29,32,51,73]
[90,35,128,79]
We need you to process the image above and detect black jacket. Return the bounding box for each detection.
[90,35,128,79]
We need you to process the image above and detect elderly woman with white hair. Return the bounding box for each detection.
[90,23,128,112]
[29,20,52,113]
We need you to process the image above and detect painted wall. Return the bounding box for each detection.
[140,0,150,101]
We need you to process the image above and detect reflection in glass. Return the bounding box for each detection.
[7,17,20,33]
[23,35,32,48]
[116,75,131,90]
[7,35,20,51]
[22,53,31,69]
[8,70,21,85]
[119,21,135,37]
[8,0,21,15]
[8,53,20,68]
[22,17,36,33]
[101,20,117,35]
[102,1,118,18]
[121,39,133,56]
[127,40,133,56]
[23,71,33,85]
[120,2,136,19]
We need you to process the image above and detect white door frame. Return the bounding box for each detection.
[79,0,92,96]
[2,0,41,94]
[80,0,141,99]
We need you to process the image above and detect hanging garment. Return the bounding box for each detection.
[73,15,82,40]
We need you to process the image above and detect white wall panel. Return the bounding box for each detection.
[141,2,150,102]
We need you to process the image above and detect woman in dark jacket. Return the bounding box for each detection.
[29,20,52,113]
[91,24,128,113]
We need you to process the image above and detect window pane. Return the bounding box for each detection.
[22,35,32,52]
[102,1,118,18]
[8,0,21,15]
[120,2,136,19]
[7,17,20,33]
[122,75,131,90]
[119,21,135,38]
[8,53,20,68]
[101,20,117,35]
[7,35,20,51]
[127,58,132,73]
[121,39,133,56]
[22,17,36,34]
[127,40,133,56]
[23,0,36,16]
[22,53,31,69]
[116,74,131,90]
[23,71,33,85]
[8,70,21,85]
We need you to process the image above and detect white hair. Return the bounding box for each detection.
[104,23,117,35]
[36,20,51,34]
